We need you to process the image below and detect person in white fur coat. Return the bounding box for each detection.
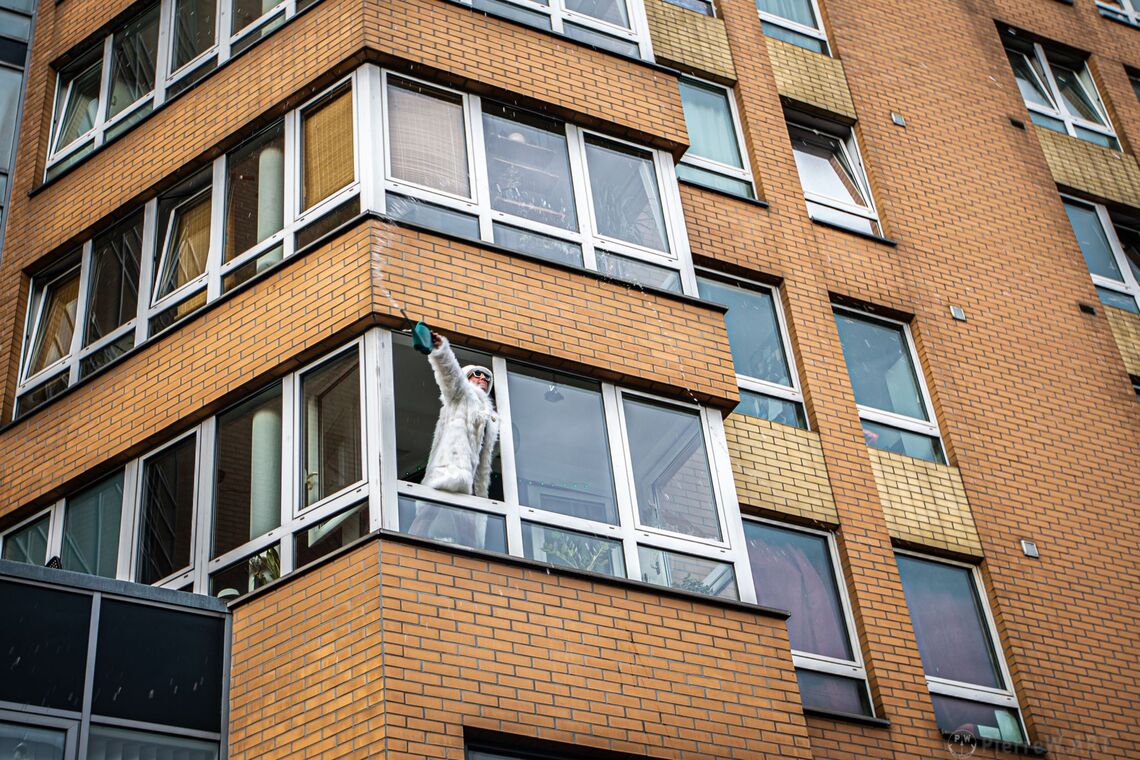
[420,331,499,498]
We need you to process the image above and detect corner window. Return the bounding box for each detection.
[787,121,880,236]
[756,0,829,54]
[1062,196,1140,314]
[379,71,691,293]
[833,308,945,464]
[676,78,755,199]
[451,0,651,59]
[697,273,806,428]
[1003,36,1119,150]
[896,553,1027,745]
[61,473,124,578]
[45,0,324,178]
[746,519,873,716]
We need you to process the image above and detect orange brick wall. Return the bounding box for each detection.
[229,536,813,759]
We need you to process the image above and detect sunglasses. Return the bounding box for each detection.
[467,370,492,382]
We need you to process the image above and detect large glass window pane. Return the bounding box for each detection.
[0,579,91,710]
[386,193,480,240]
[735,389,807,428]
[623,397,720,540]
[61,472,123,578]
[171,0,217,72]
[154,179,212,301]
[797,669,873,716]
[521,522,624,577]
[93,599,225,732]
[0,66,21,170]
[1051,64,1107,126]
[387,77,470,198]
[392,334,503,499]
[2,513,50,565]
[106,7,159,120]
[84,213,143,346]
[760,21,826,53]
[507,364,618,524]
[758,0,818,28]
[896,554,1004,690]
[861,420,944,464]
[302,85,354,210]
[1005,50,1055,109]
[209,545,279,599]
[0,721,67,760]
[565,0,630,27]
[585,136,669,253]
[834,312,929,421]
[1064,200,1123,281]
[679,80,743,169]
[637,546,737,598]
[226,122,285,262]
[594,250,682,292]
[675,162,755,198]
[213,384,283,557]
[232,0,278,35]
[137,436,197,584]
[1111,222,1140,279]
[492,223,583,266]
[745,522,853,660]
[52,60,101,152]
[295,502,369,568]
[398,496,507,552]
[88,727,218,760]
[482,103,577,231]
[26,270,80,377]
[300,351,361,507]
[696,277,792,385]
[789,126,870,210]
[932,694,1026,744]
[14,375,69,417]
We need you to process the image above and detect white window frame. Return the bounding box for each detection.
[0,505,57,565]
[756,0,830,55]
[45,0,319,177]
[451,0,654,60]
[787,120,880,235]
[744,516,873,709]
[833,306,945,457]
[1061,194,1140,312]
[677,77,755,199]
[896,550,1028,738]
[1005,40,1118,149]
[374,67,697,295]
[696,269,806,428]
[1096,0,1140,27]
[17,75,360,417]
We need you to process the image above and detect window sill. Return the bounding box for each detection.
[803,707,890,728]
[941,732,1047,757]
[679,178,769,208]
[811,217,897,246]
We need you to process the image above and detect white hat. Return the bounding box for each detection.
[462,364,493,392]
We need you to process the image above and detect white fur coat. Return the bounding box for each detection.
[421,336,500,498]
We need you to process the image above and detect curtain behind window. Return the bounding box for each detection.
[388,79,470,198]
[303,87,354,210]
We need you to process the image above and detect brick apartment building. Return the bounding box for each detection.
[0,0,1137,757]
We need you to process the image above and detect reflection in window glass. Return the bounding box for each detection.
[492,223,583,266]
[623,398,720,540]
[0,67,22,168]
[594,250,681,292]
[295,502,369,568]
[565,0,630,27]
[834,313,928,421]
[209,545,279,599]
[796,668,873,716]
[137,436,197,584]
[1006,50,1055,109]
[387,193,480,240]
[213,385,283,557]
[26,270,80,377]
[62,473,123,578]
[94,599,226,732]
[388,77,469,198]
[393,334,503,499]
[84,213,143,346]
[171,0,217,72]
[638,545,737,598]
[507,364,618,524]
[696,277,791,385]
[896,555,1004,690]
[522,522,624,576]
[746,522,852,660]
[1064,200,1123,281]
[734,389,806,428]
[0,579,91,710]
[155,187,212,301]
[585,136,669,253]
[232,0,277,35]
[1112,223,1140,281]
[398,496,507,552]
[678,80,743,169]
[226,122,285,262]
[675,162,755,198]
[14,375,70,417]
[932,695,1025,744]
[1098,285,1140,313]
[861,420,944,464]
[483,103,577,231]
[2,513,50,565]
[300,351,361,507]
[106,7,160,120]
[88,726,218,760]
[53,60,102,152]
[302,86,354,210]
[0,721,67,760]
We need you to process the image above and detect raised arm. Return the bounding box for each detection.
[428,333,466,402]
